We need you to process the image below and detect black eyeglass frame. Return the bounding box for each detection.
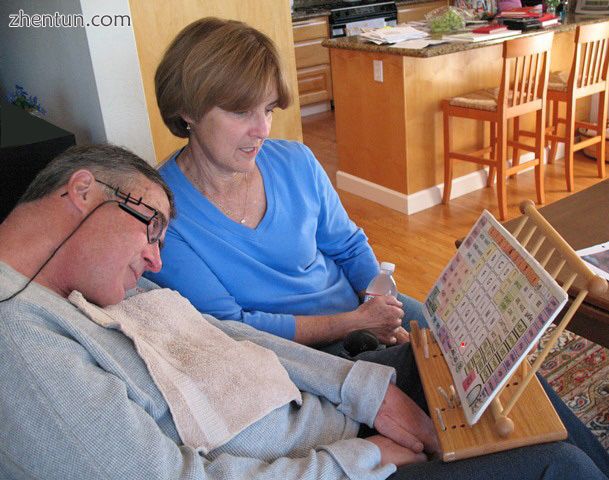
[94,179,165,245]
[60,178,165,245]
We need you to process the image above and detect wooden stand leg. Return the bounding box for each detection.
[490,397,515,438]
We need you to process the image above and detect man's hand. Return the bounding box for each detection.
[366,434,427,467]
[355,296,405,345]
[374,383,440,455]
[394,326,410,344]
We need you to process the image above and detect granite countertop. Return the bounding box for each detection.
[322,14,609,57]
[292,0,442,21]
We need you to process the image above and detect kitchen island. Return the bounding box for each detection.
[323,15,608,214]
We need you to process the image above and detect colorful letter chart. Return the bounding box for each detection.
[422,211,567,425]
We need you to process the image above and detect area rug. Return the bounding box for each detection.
[530,326,609,452]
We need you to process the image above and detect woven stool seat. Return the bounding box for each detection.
[548,71,569,92]
[449,87,499,111]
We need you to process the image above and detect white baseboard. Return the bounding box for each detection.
[336,143,565,215]
[337,172,410,213]
[409,168,490,214]
[300,101,331,117]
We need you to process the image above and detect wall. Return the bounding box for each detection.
[80,0,155,162]
[0,0,156,163]
[0,0,106,146]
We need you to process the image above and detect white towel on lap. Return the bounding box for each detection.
[68,288,302,454]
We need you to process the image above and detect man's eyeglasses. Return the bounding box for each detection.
[94,179,165,245]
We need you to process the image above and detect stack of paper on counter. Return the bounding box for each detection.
[390,38,449,49]
[443,28,521,42]
[360,25,428,44]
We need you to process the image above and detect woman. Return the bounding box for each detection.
[143,18,609,478]
[146,17,426,350]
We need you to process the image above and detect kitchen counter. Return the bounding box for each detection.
[323,15,602,214]
[323,14,609,57]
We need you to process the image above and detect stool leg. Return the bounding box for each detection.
[545,101,551,149]
[443,104,453,204]
[565,96,576,192]
[535,108,545,206]
[488,121,497,187]
[548,99,559,165]
[596,90,607,179]
[497,118,508,221]
[511,116,521,177]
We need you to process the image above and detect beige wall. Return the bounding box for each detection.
[129,0,303,164]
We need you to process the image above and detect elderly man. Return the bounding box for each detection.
[0,145,607,480]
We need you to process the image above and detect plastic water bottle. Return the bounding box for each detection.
[364,262,397,302]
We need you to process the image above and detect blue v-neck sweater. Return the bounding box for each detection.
[146,140,379,340]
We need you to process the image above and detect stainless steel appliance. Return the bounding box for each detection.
[331,1,398,37]
[298,1,398,38]
[332,2,398,37]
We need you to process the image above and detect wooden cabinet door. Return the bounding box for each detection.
[292,16,332,106]
[297,64,333,105]
[293,18,328,42]
[294,39,330,69]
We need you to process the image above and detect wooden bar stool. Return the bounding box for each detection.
[544,21,609,192]
[442,32,554,220]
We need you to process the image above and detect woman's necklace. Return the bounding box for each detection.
[202,172,250,224]
[179,147,252,225]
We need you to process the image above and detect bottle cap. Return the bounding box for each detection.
[380,261,395,273]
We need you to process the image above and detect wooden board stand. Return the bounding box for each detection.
[410,200,609,461]
[410,320,567,462]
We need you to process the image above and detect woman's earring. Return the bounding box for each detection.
[186,124,191,131]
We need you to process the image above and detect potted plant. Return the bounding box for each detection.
[6,84,46,116]
[545,0,561,14]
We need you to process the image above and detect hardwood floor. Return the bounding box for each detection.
[302,110,607,302]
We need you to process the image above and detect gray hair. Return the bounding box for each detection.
[18,144,176,219]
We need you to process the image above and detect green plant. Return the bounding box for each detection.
[545,0,561,10]
[428,8,466,33]
[6,84,46,115]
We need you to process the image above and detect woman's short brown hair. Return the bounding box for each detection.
[155,17,292,138]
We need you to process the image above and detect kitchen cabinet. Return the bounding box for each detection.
[397,0,448,23]
[293,16,333,108]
